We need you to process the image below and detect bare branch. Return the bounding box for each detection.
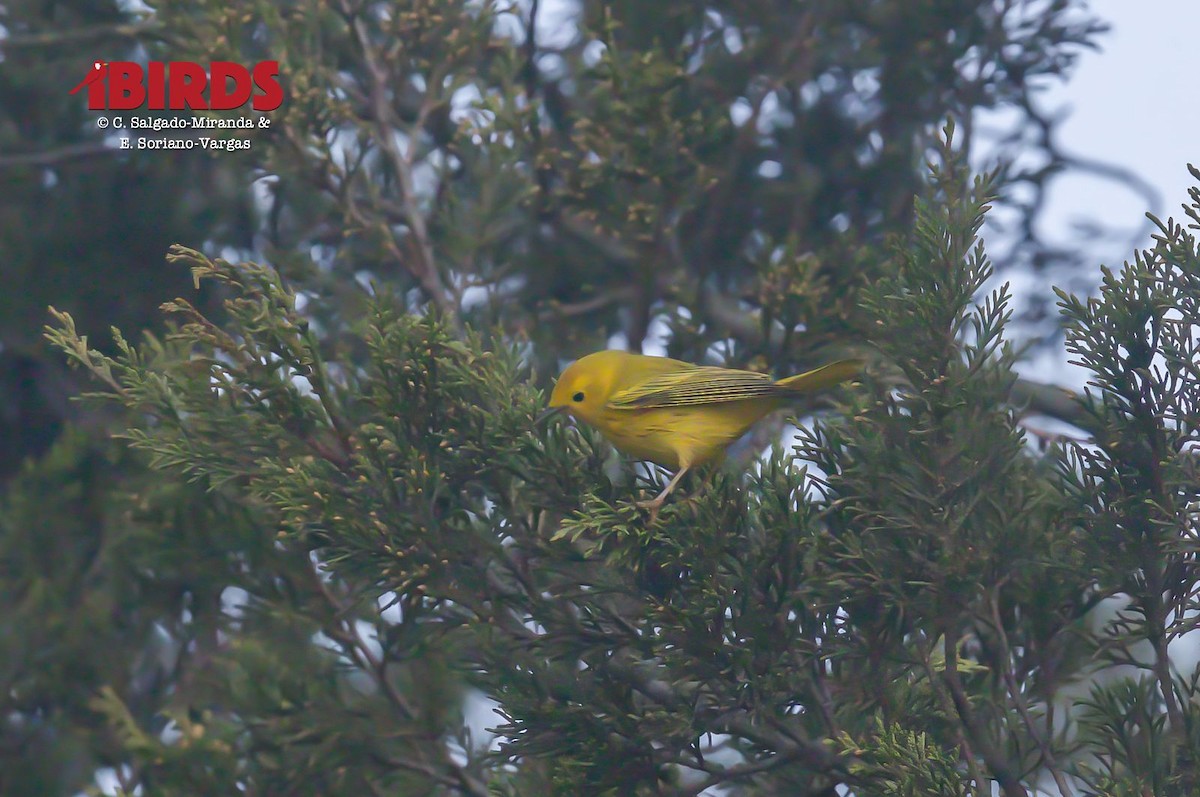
[987,590,1075,797]
[939,629,1029,797]
[0,20,158,49]
[0,143,120,170]
[343,2,462,333]
[308,560,488,797]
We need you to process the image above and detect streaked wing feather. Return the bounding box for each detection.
[607,367,778,408]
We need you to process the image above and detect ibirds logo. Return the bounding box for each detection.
[69,59,284,111]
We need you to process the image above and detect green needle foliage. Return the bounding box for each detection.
[39,130,1200,794]
[1054,172,1200,797]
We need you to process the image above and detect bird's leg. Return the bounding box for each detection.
[679,468,716,505]
[637,466,690,520]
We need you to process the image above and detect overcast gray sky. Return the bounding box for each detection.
[974,0,1199,389]
[1035,0,1199,267]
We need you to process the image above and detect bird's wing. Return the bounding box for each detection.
[607,367,778,409]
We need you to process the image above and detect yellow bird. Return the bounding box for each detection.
[544,351,862,514]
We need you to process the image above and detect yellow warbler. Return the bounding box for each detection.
[544,351,862,513]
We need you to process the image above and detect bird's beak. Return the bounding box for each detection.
[535,406,564,427]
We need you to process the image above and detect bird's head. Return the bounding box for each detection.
[544,351,626,426]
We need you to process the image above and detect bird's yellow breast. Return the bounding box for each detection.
[591,399,780,470]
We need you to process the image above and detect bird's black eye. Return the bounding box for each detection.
[572,391,585,403]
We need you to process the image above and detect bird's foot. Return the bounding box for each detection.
[635,495,665,522]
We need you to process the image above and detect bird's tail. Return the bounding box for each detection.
[775,359,864,394]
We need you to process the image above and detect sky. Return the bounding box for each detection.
[976,0,1200,391]
[1038,0,1199,255]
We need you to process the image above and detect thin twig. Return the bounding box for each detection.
[309,559,488,797]
[536,286,637,321]
[988,590,1075,797]
[667,744,819,797]
[941,628,1029,797]
[0,20,157,48]
[0,143,120,169]
[344,4,462,333]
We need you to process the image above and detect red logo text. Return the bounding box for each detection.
[71,60,283,112]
